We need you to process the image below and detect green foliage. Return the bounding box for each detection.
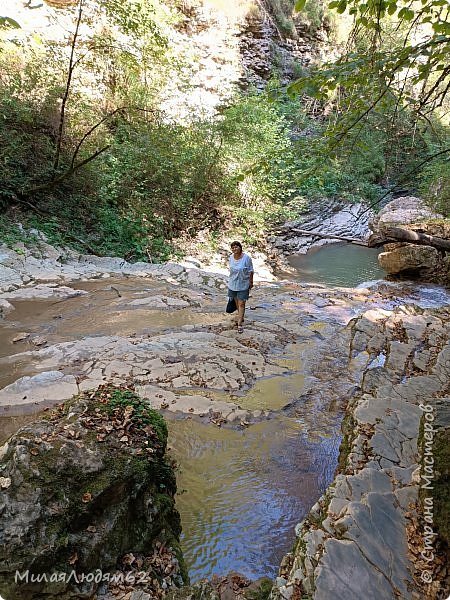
[220,91,297,204]
[291,0,450,207]
[266,0,297,36]
[303,0,325,32]
[0,94,56,209]
[0,216,32,246]
[243,578,273,600]
[97,118,232,238]
[100,0,166,43]
[419,158,450,217]
[5,0,444,260]
[288,38,449,117]
[0,16,21,30]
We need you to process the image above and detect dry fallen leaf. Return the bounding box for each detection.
[68,552,78,565]
[0,477,11,489]
[86,525,97,533]
[82,492,92,503]
[30,448,39,456]
[122,553,135,565]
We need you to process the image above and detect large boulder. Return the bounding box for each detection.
[0,386,186,600]
[369,197,449,281]
[378,244,441,274]
[369,196,442,236]
[271,199,374,255]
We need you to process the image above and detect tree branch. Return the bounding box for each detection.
[356,146,450,221]
[26,145,111,196]
[53,0,84,173]
[70,107,126,168]
[278,227,368,245]
[368,226,450,251]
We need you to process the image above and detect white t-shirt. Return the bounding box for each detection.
[228,253,254,291]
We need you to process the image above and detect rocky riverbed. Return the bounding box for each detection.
[0,239,449,598]
[273,305,450,600]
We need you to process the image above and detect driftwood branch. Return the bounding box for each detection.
[281,228,368,246]
[368,226,450,251]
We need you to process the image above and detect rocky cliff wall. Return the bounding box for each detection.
[5,0,331,120]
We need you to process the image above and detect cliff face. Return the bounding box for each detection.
[4,0,331,119]
[157,0,331,117]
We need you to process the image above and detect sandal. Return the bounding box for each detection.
[237,326,243,333]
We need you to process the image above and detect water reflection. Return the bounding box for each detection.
[170,415,342,581]
[281,243,385,287]
[0,276,344,583]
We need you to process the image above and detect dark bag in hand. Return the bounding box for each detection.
[226,298,237,313]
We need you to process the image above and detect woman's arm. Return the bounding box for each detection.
[247,256,254,289]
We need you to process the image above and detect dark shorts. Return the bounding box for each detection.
[228,288,250,301]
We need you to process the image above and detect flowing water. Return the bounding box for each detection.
[0,246,398,582]
[170,416,341,580]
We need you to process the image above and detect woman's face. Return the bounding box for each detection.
[231,244,242,257]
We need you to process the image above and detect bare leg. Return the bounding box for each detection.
[237,299,245,329]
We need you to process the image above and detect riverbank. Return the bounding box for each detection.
[0,238,449,597]
[273,305,450,600]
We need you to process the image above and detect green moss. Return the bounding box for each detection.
[418,417,449,563]
[100,387,168,447]
[337,413,356,473]
[243,578,273,600]
[293,535,307,559]
[432,429,450,546]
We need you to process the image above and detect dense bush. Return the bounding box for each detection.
[419,159,450,217]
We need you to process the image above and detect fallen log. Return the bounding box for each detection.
[368,226,450,252]
[282,228,368,246]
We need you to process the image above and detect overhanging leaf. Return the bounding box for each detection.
[295,0,307,11]
[0,16,21,29]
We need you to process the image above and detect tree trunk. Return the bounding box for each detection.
[280,228,368,246]
[368,226,450,251]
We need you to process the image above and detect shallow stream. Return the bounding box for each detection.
[2,244,444,583]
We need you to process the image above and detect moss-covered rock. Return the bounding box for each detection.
[0,385,187,599]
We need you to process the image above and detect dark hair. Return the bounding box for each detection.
[230,241,242,250]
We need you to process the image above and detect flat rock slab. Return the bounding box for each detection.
[137,384,259,423]
[0,330,287,412]
[0,265,23,292]
[0,285,87,300]
[129,296,190,308]
[314,538,398,600]
[0,371,78,413]
[333,492,414,596]
[0,299,14,318]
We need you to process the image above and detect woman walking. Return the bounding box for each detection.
[228,241,254,333]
